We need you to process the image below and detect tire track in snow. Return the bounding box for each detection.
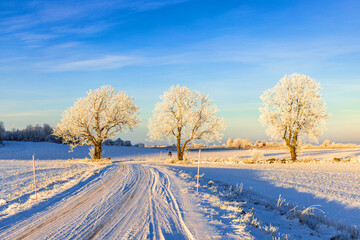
[12,165,128,240]
[85,191,135,240]
[2,163,195,240]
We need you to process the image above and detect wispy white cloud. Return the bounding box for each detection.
[47,42,80,50]
[32,35,360,72]
[143,35,360,67]
[12,32,58,45]
[125,0,188,11]
[0,0,188,45]
[45,55,144,71]
[52,23,112,35]
[0,14,40,33]
[10,29,359,73]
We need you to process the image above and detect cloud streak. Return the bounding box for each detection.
[46,55,144,71]
[0,0,188,45]
[32,35,360,72]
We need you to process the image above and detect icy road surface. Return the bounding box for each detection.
[0,163,197,240]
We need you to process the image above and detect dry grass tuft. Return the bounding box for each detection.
[165,158,191,164]
[68,157,113,164]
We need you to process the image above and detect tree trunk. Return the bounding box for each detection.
[180,139,192,161]
[290,146,297,161]
[285,138,297,161]
[176,137,183,161]
[94,142,102,159]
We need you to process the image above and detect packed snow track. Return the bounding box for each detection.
[0,163,194,240]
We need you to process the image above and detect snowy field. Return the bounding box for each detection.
[0,141,360,239]
[0,160,108,221]
[0,141,162,160]
[183,147,360,162]
[1,141,359,162]
[171,162,360,226]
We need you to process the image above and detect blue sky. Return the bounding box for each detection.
[0,0,359,144]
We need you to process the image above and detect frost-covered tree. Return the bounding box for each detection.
[233,138,253,149]
[227,138,253,149]
[148,85,225,160]
[54,85,139,159]
[1,123,58,143]
[259,73,329,160]
[226,138,234,148]
[43,123,52,136]
[321,139,331,148]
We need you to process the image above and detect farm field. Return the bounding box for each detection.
[0,141,359,239]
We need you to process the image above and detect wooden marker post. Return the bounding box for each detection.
[32,154,38,202]
[196,149,201,194]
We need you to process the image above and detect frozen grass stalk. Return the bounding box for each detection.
[276,194,285,209]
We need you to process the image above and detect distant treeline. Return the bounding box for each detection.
[0,121,132,146]
[189,138,359,150]
[0,122,61,143]
[189,138,280,149]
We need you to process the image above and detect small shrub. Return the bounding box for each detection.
[249,216,261,228]
[280,159,288,163]
[263,223,278,236]
[350,226,359,239]
[266,158,276,164]
[299,205,324,230]
[251,148,264,161]
[165,158,176,164]
[165,159,191,164]
[243,159,256,164]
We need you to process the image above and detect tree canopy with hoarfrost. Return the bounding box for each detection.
[148,85,225,160]
[259,73,328,160]
[54,85,139,159]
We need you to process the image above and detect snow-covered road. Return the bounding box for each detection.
[0,163,195,240]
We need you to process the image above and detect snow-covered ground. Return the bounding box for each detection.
[0,164,199,239]
[0,160,108,221]
[0,141,360,239]
[183,147,360,162]
[1,141,359,161]
[167,166,343,239]
[170,162,360,237]
[0,141,162,160]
